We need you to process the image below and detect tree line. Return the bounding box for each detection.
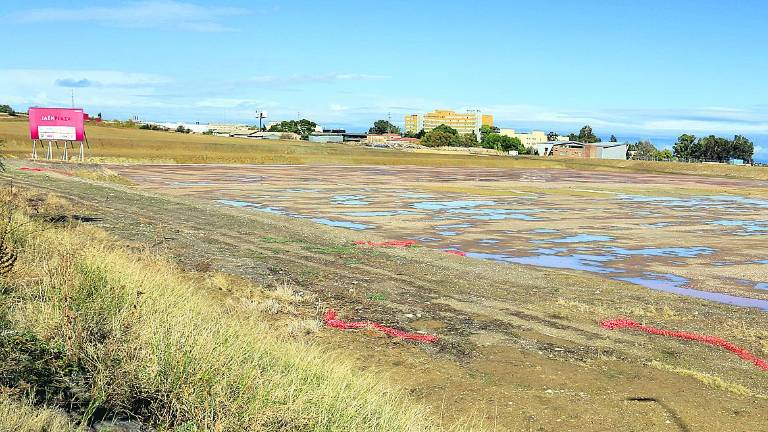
[672,134,754,162]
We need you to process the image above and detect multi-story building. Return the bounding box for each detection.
[404,114,423,135]
[404,110,493,139]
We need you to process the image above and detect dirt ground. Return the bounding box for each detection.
[3,162,768,431]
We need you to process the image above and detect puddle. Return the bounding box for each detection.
[467,251,619,274]
[400,193,434,198]
[447,208,542,221]
[332,195,370,206]
[619,194,768,210]
[756,283,768,290]
[438,231,460,236]
[478,239,501,244]
[537,234,613,243]
[412,200,496,210]
[643,222,672,228]
[410,236,440,242]
[286,188,320,193]
[708,220,768,235]
[436,223,473,229]
[607,246,715,258]
[342,210,416,217]
[530,228,559,234]
[170,181,216,186]
[614,273,768,311]
[216,199,286,214]
[311,218,373,230]
[217,199,257,208]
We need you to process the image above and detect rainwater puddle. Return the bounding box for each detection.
[216,199,286,215]
[708,220,768,235]
[756,283,768,290]
[466,252,619,274]
[478,239,501,244]
[311,218,372,230]
[530,228,559,234]
[286,188,320,193]
[447,208,542,221]
[412,200,496,210]
[170,181,216,186]
[437,223,473,229]
[643,222,672,228]
[342,210,416,217]
[614,273,768,311]
[607,246,715,258]
[400,193,434,198]
[332,195,370,205]
[536,234,613,243]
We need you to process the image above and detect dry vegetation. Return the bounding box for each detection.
[1,119,767,180]
[0,187,443,431]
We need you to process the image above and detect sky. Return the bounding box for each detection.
[1,0,767,158]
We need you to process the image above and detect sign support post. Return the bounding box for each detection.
[31,140,37,160]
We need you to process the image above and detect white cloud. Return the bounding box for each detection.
[244,73,389,86]
[12,0,248,32]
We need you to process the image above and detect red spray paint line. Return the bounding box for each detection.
[19,167,50,172]
[443,249,467,257]
[601,318,768,372]
[354,240,417,248]
[324,309,438,343]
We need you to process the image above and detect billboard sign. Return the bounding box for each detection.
[29,108,85,141]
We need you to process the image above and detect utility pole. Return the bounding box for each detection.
[387,112,391,134]
[71,89,75,108]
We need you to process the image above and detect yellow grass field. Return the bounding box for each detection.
[2,118,767,180]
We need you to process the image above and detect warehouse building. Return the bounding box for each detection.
[538,141,627,159]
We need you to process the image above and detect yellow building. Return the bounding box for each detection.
[404,110,493,136]
[404,114,422,134]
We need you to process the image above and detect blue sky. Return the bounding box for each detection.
[1,0,767,158]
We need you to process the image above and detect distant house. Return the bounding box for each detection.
[248,131,301,141]
[308,132,344,143]
[538,141,627,160]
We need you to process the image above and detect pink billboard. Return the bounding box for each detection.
[29,107,85,141]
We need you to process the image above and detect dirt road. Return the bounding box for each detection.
[5,165,767,431]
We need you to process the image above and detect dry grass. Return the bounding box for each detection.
[649,361,767,399]
[2,119,767,180]
[0,191,444,431]
[0,396,76,432]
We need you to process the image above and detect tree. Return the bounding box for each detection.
[421,130,458,147]
[731,135,754,162]
[547,131,559,141]
[175,125,191,133]
[482,134,524,152]
[459,133,478,147]
[631,140,658,159]
[369,120,401,135]
[268,119,318,138]
[573,125,601,143]
[673,134,697,159]
[609,134,617,142]
[404,129,425,139]
[0,105,15,116]
[480,125,498,143]
[655,149,673,160]
[431,124,458,135]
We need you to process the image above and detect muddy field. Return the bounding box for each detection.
[113,164,768,311]
[7,162,768,431]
